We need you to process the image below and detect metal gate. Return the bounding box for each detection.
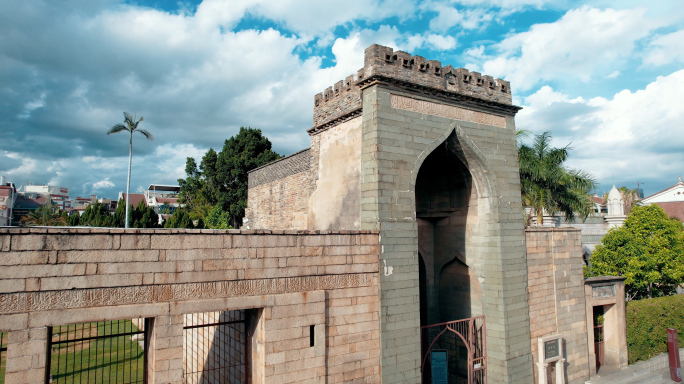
[46,319,148,384]
[594,324,605,368]
[421,316,487,384]
[183,310,249,384]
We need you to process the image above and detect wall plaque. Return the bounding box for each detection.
[545,339,559,360]
[592,284,616,298]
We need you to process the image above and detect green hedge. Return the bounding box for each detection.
[626,294,684,364]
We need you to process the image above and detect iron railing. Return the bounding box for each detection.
[46,319,147,384]
[421,316,487,384]
[183,310,248,384]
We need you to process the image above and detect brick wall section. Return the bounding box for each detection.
[526,227,590,384]
[248,148,310,189]
[245,170,310,230]
[0,228,380,384]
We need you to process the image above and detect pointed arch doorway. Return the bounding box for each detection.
[416,137,487,384]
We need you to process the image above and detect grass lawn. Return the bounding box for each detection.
[1,332,6,384]
[49,320,145,384]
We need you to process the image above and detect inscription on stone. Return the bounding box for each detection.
[592,284,616,298]
[0,273,373,314]
[545,339,559,359]
[390,94,507,128]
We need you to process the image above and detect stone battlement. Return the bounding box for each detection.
[312,44,513,128]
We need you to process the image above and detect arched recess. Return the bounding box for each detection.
[414,127,496,326]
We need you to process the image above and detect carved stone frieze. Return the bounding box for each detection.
[0,273,373,314]
[390,94,507,128]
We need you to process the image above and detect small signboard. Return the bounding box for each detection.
[538,334,563,364]
[545,339,560,360]
[667,328,682,382]
[431,349,448,384]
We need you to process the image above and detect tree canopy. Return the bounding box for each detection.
[19,201,65,227]
[518,131,597,225]
[178,127,280,228]
[586,204,684,300]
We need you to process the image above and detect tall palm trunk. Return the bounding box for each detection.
[125,132,132,228]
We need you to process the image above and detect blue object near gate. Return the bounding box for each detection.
[431,349,448,384]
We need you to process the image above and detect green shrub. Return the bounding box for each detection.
[626,294,684,363]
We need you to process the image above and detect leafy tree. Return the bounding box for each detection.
[19,201,65,227]
[163,208,195,229]
[587,204,684,300]
[518,131,597,225]
[67,212,80,226]
[107,112,154,228]
[178,127,279,228]
[80,202,113,227]
[130,200,160,228]
[205,204,231,229]
[112,198,126,228]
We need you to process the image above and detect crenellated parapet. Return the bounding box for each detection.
[312,72,365,128]
[311,44,514,132]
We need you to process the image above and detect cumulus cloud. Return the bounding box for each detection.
[93,178,115,189]
[480,6,660,90]
[517,70,684,194]
[428,5,494,32]
[643,29,684,66]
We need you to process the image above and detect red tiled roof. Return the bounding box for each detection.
[591,196,605,204]
[654,202,684,222]
[121,193,146,208]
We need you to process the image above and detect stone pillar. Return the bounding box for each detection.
[4,327,48,384]
[150,315,184,384]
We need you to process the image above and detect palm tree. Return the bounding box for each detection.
[107,112,153,228]
[20,200,66,227]
[518,131,597,225]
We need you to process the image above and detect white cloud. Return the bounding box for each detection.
[18,92,46,119]
[426,34,458,50]
[93,178,115,189]
[480,6,660,91]
[194,0,419,36]
[517,69,684,194]
[428,5,494,32]
[643,29,684,66]
[607,71,620,79]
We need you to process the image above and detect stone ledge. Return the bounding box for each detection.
[0,228,380,235]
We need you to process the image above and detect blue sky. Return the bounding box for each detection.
[1,0,683,199]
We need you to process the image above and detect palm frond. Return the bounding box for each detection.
[107,124,129,135]
[136,129,154,141]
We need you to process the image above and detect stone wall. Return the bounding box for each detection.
[245,149,311,230]
[307,116,363,230]
[526,227,590,384]
[0,227,380,384]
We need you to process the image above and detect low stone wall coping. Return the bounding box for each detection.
[525,227,582,232]
[585,276,627,284]
[0,227,380,235]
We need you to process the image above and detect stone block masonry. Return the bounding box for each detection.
[311,44,513,132]
[0,227,380,384]
[526,227,590,384]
